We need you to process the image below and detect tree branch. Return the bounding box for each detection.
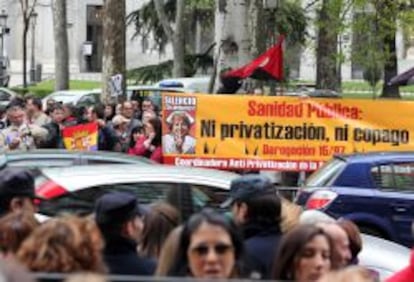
[28,0,38,18]
[153,0,174,41]
[305,0,320,11]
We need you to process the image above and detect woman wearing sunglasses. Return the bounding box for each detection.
[168,210,245,279]
[272,224,334,282]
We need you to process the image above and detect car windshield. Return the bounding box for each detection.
[305,158,346,187]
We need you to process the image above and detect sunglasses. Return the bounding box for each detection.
[191,243,233,257]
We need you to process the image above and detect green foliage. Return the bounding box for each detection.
[127,53,213,84]
[363,63,382,88]
[127,0,174,54]
[272,0,307,45]
[127,0,214,54]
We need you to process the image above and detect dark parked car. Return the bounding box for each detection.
[295,151,414,247]
[0,149,154,169]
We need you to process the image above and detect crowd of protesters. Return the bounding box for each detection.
[0,166,410,282]
[0,95,164,163]
[0,96,411,282]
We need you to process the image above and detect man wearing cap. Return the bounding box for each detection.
[0,168,39,217]
[221,174,283,279]
[95,192,156,275]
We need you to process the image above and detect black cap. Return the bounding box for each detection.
[0,168,39,199]
[221,174,274,208]
[95,192,141,225]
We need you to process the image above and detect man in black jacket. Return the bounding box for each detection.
[221,174,283,279]
[95,192,156,275]
[40,104,65,149]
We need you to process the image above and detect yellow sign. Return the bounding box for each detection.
[162,93,414,171]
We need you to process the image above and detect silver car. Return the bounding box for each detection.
[35,164,238,217]
[42,89,101,109]
[360,234,410,280]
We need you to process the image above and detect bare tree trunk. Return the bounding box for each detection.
[23,26,28,88]
[19,0,38,89]
[248,0,265,57]
[102,0,126,102]
[316,0,342,91]
[378,0,399,98]
[153,0,185,77]
[172,0,185,77]
[52,0,69,90]
[212,0,251,92]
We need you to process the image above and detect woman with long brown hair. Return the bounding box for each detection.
[272,224,334,282]
[0,211,38,258]
[139,202,180,259]
[17,216,106,273]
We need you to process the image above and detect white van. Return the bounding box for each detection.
[154,76,211,93]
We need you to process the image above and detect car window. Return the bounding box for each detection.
[38,182,229,217]
[39,182,177,217]
[305,158,346,187]
[92,93,101,103]
[372,163,414,191]
[0,90,10,101]
[77,94,96,106]
[190,185,228,212]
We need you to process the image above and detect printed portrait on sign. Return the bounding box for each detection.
[162,110,196,154]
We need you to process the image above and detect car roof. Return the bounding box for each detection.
[156,76,210,83]
[127,85,195,92]
[0,149,154,167]
[336,151,414,163]
[155,77,210,92]
[45,90,101,98]
[0,87,17,96]
[39,164,239,192]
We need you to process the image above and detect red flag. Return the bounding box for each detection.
[223,35,284,81]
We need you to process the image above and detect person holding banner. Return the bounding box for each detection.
[163,111,196,154]
[88,105,121,152]
[129,117,162,163]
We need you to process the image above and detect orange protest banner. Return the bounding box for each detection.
[161,93,414,171]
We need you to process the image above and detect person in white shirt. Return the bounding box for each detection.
[162,111,196,154]
[0,102,47,152]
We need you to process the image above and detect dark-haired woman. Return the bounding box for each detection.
[104,104,116,124]
[127,125,144,154]
[129,117,162,163]
[168,209,245,279]
[272,224,333,282]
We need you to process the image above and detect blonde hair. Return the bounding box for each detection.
[318,266,378,282]
[155,225,183,276]
[17,216,106,273]
[280,198,302,233]
[64,272,108,282]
